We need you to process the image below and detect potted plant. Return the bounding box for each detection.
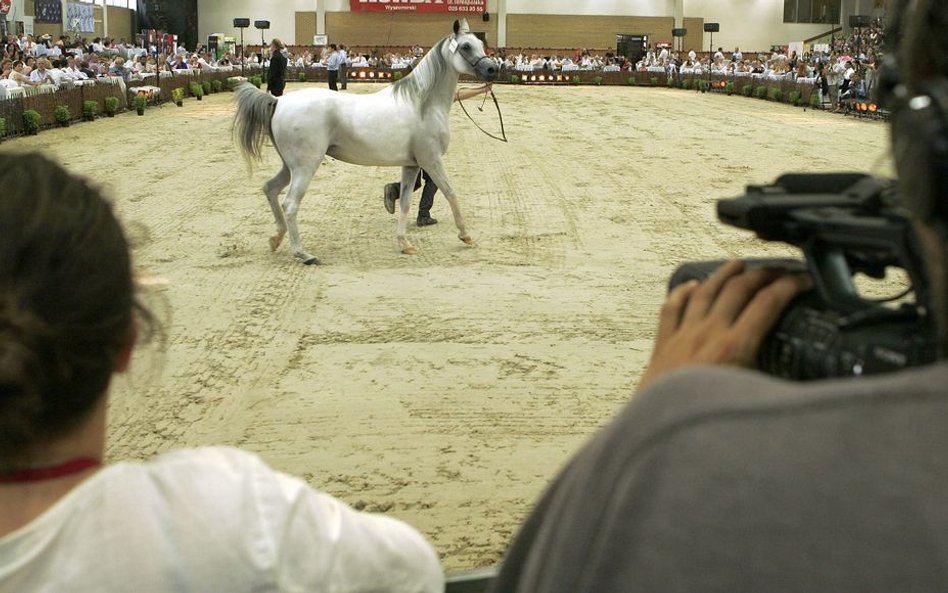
[104,96,119,117]
[627,76,636,86]
[510,74,520,84]
[133,94,147,115]
[189,81,204,100]
[755,86,768,100]
[725,81,735,96]
[593,75,603,86]
[742,84,754,97]
[82,100,98,121]
[789,90,802,106]
[393,71,404,81]
[201,80,212,95]
[649,76,658,87]
[54,105,71,127]
[298,71,307,83]
[810,92,822,109]
[570,75,581,85]
[172,87,185,106]
[23,109,41,134]
[0,117,5,140]
[249,75,262,88]
[212,79,223,93]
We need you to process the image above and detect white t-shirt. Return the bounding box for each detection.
[0,447,443,593]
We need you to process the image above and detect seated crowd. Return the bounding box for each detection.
[0,32,247,91]
[1,21,885,115]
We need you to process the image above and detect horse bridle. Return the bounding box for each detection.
[455,40,509,143]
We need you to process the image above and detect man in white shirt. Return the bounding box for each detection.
[28,58,54,84]
[326,43,345,91]
[687,48,697,62]
[657,46,669,66]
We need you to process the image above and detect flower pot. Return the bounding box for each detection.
[196,95,202,101]
[136,108,145,116]
[176,100,183,107]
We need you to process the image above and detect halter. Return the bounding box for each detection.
[454,41,508,143]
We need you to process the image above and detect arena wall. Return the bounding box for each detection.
[196,0,846,52]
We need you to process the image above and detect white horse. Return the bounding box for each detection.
[233,19,498,264]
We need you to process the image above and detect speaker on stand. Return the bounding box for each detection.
[672,27,687,54]
[233,17,249,76]
[703,22,719,87]
[255,20,270,55]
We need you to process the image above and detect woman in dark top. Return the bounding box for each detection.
[267,38,287,97]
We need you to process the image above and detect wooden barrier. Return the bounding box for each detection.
[0,67,851,139]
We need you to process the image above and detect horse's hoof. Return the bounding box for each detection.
[460,235,475,245]
[402,246,417,255]
[269,236,282,251]
[295,252,320,265]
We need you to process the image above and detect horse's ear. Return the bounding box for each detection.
[459,19,470,33]
[453,20,460,35]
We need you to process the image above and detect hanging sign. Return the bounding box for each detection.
[350,0,486,14]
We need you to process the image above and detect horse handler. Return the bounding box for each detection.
[382,83,494,225]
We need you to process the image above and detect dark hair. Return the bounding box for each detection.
[0,154,136,470]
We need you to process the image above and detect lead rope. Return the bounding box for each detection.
[457,87,508,143]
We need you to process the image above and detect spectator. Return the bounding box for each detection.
[27,57,54,84]
[0,153,444,592]
[108,56,131,82]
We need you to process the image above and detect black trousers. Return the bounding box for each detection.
[339,64,348,89]
[328,70,338,91]
[268,82,285,97]
[417,170,437,218]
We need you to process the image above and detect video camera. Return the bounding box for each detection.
[670,172,940,381]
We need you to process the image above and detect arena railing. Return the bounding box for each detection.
[0,68,243,135]
[0,62,881,138]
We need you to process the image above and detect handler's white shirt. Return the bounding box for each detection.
[0,447,443,593]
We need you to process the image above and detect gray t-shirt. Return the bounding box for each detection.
[493,363,948,593]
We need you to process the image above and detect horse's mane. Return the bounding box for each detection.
[392,37,449,112]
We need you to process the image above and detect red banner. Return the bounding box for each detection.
[350,0,486,14]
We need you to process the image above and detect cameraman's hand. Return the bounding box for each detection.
[637,260,813,392]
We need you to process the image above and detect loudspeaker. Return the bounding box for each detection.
[233,18,250,28]
[254,20,270,30]
[703,22,720,33]
[482,12,489,22]
[672,28,687,37]
[849,14,871,27]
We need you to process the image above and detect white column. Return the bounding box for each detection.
[496,0,506,48]
[101,0,108,38]
[61,0,68,33]
[316,0,326,36]
[674,0,683,29]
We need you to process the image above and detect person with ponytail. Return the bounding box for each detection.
[0,153,442,592]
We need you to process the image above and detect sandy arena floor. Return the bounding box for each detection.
[2,82,889,570]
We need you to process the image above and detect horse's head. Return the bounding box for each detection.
[446,19,497,82]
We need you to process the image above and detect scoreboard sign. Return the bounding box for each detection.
[350,0,486,13]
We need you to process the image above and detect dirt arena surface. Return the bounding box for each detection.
[2,82,889,570]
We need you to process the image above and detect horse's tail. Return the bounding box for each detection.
[233,82,278,168]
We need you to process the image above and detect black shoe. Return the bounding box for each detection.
[383,183,399,214]
[416,216,438,227]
